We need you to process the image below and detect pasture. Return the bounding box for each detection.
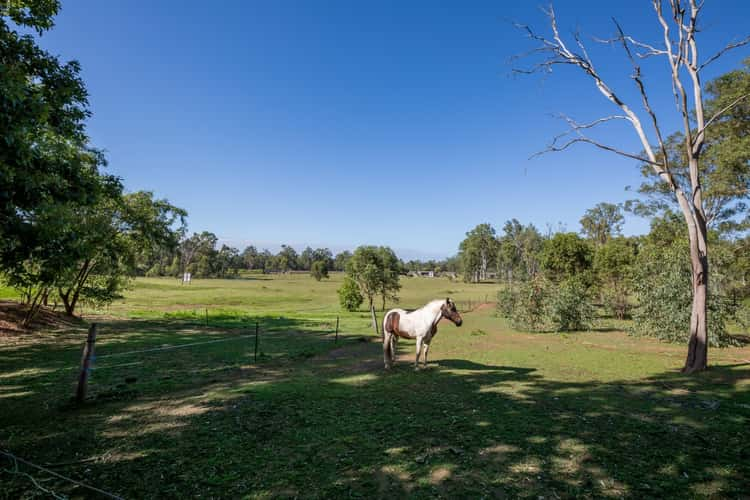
[2,274,750,498]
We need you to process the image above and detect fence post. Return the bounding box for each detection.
[335,316,339,343]
[76,324,97,404]
[254,321,259,363]
[205,308,208,327]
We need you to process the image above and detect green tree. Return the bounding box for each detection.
[180,232,218,276]
[497,219,543,283]
[299,246,314,271]
[540,233,593,283]
[241,245,258,269]
[310,260,329,281]
[377,246,402,310]
[276,245,298,273]
[580,203,624,246]
[0,1,119,316]
[459,223,498,282]
[337,277,363,311]
[333,250,352,272]
[343,245,401,331]
[593,237,637,319]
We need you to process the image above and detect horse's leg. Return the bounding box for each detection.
[383,331,392,369]
[422,342,430,368]
[415,336,423,369]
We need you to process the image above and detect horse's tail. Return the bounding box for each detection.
[383,311,396,368]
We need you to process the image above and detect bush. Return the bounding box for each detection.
[337,277,363,312]
[498,276,595,332]
[631,242,740,347]
[546,278,595,332]
[310,260,329,281]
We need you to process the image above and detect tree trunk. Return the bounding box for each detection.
[683,237,709,373]
[370,304,379,336]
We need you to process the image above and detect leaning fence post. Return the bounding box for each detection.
[335,316,339,343]
[76,324,97,404]
[254,321,259,362]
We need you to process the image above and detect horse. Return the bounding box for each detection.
[382,297,463,369]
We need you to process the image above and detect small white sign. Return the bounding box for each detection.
[182,272,192,284]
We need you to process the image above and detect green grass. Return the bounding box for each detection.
[2,274,750,498]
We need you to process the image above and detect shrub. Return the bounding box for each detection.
[497,276,595,332]
[631,242,740,347]
[337,277,363,312]
[546,278,595,332]
[310,260,329,281]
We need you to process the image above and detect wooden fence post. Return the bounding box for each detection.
[76,324,97,404]
[335,316,339,343]
[254,321,259,362]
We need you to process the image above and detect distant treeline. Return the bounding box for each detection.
[138,234,350,278]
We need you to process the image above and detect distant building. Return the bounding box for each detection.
[409,270,435,278]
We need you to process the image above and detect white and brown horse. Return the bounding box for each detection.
[382,298,463,369]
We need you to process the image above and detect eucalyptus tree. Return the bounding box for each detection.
[580,203,625,246]
[459,223,498,282]
[517,1,750,372]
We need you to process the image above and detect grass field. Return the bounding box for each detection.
[2,274,750,498]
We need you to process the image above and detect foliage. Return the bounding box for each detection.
[497,276,550,332]
[580,203,624,245]
[631,232,740,347]
[310,260,329,281]
[627,60,750,233]
[337,276,363,311]
[496,219,543,284]
[459,223,499,282]
[333,250,352,272]
[342,245,401,311]
[593,237,637,319]
[546,277,596,332]
[0,1,112,270]
[540,232,593,284]
[498,275,594,333]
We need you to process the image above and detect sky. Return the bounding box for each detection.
[35,0,750,260]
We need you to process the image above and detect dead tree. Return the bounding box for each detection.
[516,1,750,373]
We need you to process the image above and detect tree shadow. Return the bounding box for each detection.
[3,335,750,498]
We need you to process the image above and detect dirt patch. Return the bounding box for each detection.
[0,300,84,336]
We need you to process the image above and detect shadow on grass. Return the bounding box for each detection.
[0,315,354,409]
[2,333,750,498]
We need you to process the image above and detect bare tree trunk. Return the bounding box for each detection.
[22,287,48,328]
[370,304,379,336]
[683,232,709,373]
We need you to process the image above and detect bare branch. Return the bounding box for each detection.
[696,92,750,138]
[612,19,671,171]
[593,34,669,59]
[532,114,656,166]
[531,135,658,166]
[699,34,750,71]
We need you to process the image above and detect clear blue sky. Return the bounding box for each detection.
[37,1,750,259]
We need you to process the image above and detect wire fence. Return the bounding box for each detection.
[1,449,125,500]
[69,312,356,404]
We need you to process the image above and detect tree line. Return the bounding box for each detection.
[139,236,352,280]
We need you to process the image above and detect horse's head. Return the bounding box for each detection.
[441,298,463,326]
